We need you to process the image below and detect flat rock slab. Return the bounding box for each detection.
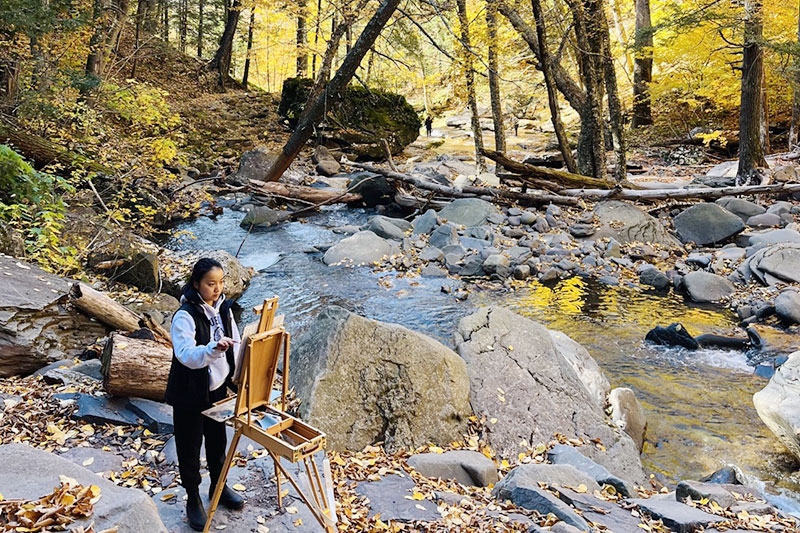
[0,443,166,532]
[355,474,440,522]
[58,446,126,475]
[557,487,644,531]
[128,397,174,434]
[407,450,498,487]
[630,494,722,533]
[66,392,145,427]
[547,444,635,497]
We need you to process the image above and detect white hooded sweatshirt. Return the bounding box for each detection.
[171,295,242,392]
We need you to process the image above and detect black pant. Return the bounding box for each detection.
[173,386,228,493]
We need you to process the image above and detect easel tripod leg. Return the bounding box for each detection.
[203,427,243,533]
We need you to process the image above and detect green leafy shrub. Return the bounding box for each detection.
[100,81,180,134]
[0,145,78,272]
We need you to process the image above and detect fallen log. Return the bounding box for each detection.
[102,332,171,401]
[68,282,172,343]
[559,182,800,200]
[482,149,643,190]
[345,161,579,206]
[247,179,362,205]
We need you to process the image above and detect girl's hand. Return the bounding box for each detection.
[214,337,235,352]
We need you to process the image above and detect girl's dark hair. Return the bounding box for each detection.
[181,257,224,303]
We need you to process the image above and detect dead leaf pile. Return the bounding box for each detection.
[0,476,101,532]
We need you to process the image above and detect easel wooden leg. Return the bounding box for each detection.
[275,456,283,509]
[268,451,336,532]
[203,427,243,533]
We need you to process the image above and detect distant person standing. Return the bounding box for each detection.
[513,117,520,137]
[424,115,433,137]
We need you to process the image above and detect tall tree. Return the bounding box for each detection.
[84,0,130,93]
[736,0,768,185]
[197,0,205,57]
[486,0,505,152]
[791,0,800,150]
[264,0,403,182]
[209,0,243,88]
[456,0,485,172]
[242,6,255,85]
[598,2,626,181]
[631,0,653,127]
[297,0,309,76]
[530,0,577,173]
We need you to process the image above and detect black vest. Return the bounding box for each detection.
[165,299,235,410]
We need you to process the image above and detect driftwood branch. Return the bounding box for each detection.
[560,182,800,200]
[345,161,579,206]
[247,180,362,205]
[482,149,643,190]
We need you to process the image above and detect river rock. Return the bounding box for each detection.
[482,254,510,274]
[748,228,800,245]
[164,249,252,300]
[429,223,460,249]
[407,450,498,487]
[0,256,108,377]
[645,323,699,349]
[438,198,499,227]
[675,480,737,508]
[590,201,680,248]
[629,492,723,532]
[230,146,277,185]
[322,231,398,266]
[775,290,800,324]
[455,307,645,485]
[412,209,439,235]
[639,265,671,291]
[354,474,440,522]
[747,213,782,228]
[493,465,592,531]
[716,197,766,222]
[347,171,394,206]
[362,215,411,241]
[312,145,341,176]
[290,306,471,452]
[608,387,647,453]
[673,203,745,245]
[548,330,610,407]
[754,351,800,461]
[547,444,636,497]
[239,205,291,229]
[87,230,160,292]
[683,271,735,303]
[0,443,166,532]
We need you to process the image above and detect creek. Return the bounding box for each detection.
[169,203,800,513]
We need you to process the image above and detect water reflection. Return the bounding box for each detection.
[169,206,799,504]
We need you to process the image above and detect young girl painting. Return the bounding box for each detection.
[165,257,245,531]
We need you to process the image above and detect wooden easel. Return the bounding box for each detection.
[202,297,336,533]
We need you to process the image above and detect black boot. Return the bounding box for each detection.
[209,482,245,510]
[186,489,207,532]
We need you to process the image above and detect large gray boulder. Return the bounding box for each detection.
[673,203,745,245]
[87,230,161,292]
[735,242,800,286]
[753,351,800,461]
[683,271,736,303]
[163,249,252,300]
[0,256,107,376]
[548,330,610,407]
[455,307,645,485]
[239,206,291,229]
[775,290,800,324]
[322,231,399,266]
[0,443,166,532]
[290,306,472,452]
[591,201,680,248]
[438,198,500,227]
[715,197,765,223]
[362,215,412,241]
[230,146,278,185]
[407,450,498,487]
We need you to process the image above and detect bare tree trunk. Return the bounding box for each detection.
[297,0,309,77]
[598,4,626,182]
[736,0,768,185]
[179,0,187,53]
[792,3,800,149]
[312,0,323,78]
[531,0,577,173]
[209,0,242,89]
[138,0,156,33]
[632,0,653,127]
[197,0,205,57]
[84,0,130,94]
[242,7,255,86]
[486,0,505,152]
[160,0,169,41]
[263,0,403,182]
[456,0,485,173]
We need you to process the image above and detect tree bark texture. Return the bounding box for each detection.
[456,0,485,172]
[69,283,142,332]
[297,0,309,77]
[631,0,653,127]
[209,0,242,88]
[263,0,402,182]
[736,0,768,185]
[486,0,506,152]
[598,4,627,182]
[102,332,171,401]
[530,0,578,173]
[0,117,113,175]
[242,7,255,86]
[197,0,204,56]
[85,0,131,89]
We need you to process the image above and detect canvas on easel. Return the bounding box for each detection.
[201,298,336,533]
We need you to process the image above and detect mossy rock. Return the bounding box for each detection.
[278,78,421,159]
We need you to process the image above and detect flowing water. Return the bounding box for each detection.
[170,204,800,512]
